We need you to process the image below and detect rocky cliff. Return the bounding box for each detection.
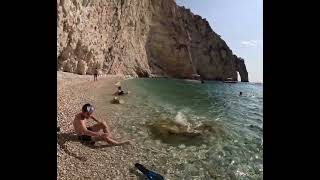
[57,0,249,82]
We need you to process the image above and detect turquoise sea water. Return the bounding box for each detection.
[112,78,263,179]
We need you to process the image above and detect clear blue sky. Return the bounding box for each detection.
[176,0,263,82]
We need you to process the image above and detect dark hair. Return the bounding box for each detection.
[82,103,94,113]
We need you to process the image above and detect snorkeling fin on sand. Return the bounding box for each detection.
[135,163,164,180]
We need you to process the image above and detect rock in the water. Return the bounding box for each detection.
[148,118,212,138]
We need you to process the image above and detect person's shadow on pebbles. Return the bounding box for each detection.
[57,132,88,161]
[57,132,119,161]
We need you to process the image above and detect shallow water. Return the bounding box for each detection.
[102,78,263,179]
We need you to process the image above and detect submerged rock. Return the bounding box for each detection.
[148,118,215,140]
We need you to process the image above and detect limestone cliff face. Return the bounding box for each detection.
[57,0,249,81]
[57,0,152,76]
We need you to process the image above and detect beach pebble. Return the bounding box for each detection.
[186,164,199,176]
[178,144,186,149]
[197,153,206,160]
[155,140,161,145]
[188,146,196,152]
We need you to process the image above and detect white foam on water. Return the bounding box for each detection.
[174,111,188,126]
[174,111,194,131]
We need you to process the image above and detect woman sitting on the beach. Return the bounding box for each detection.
[73,103,131,145]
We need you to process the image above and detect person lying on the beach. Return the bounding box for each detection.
[73,103,131,145]
[114,86,128,96]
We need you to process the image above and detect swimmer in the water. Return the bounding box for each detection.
[115,86,128,96]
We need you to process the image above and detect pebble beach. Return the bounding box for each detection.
[57,72,179,179]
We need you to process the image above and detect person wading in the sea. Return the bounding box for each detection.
[73,103,131,145]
